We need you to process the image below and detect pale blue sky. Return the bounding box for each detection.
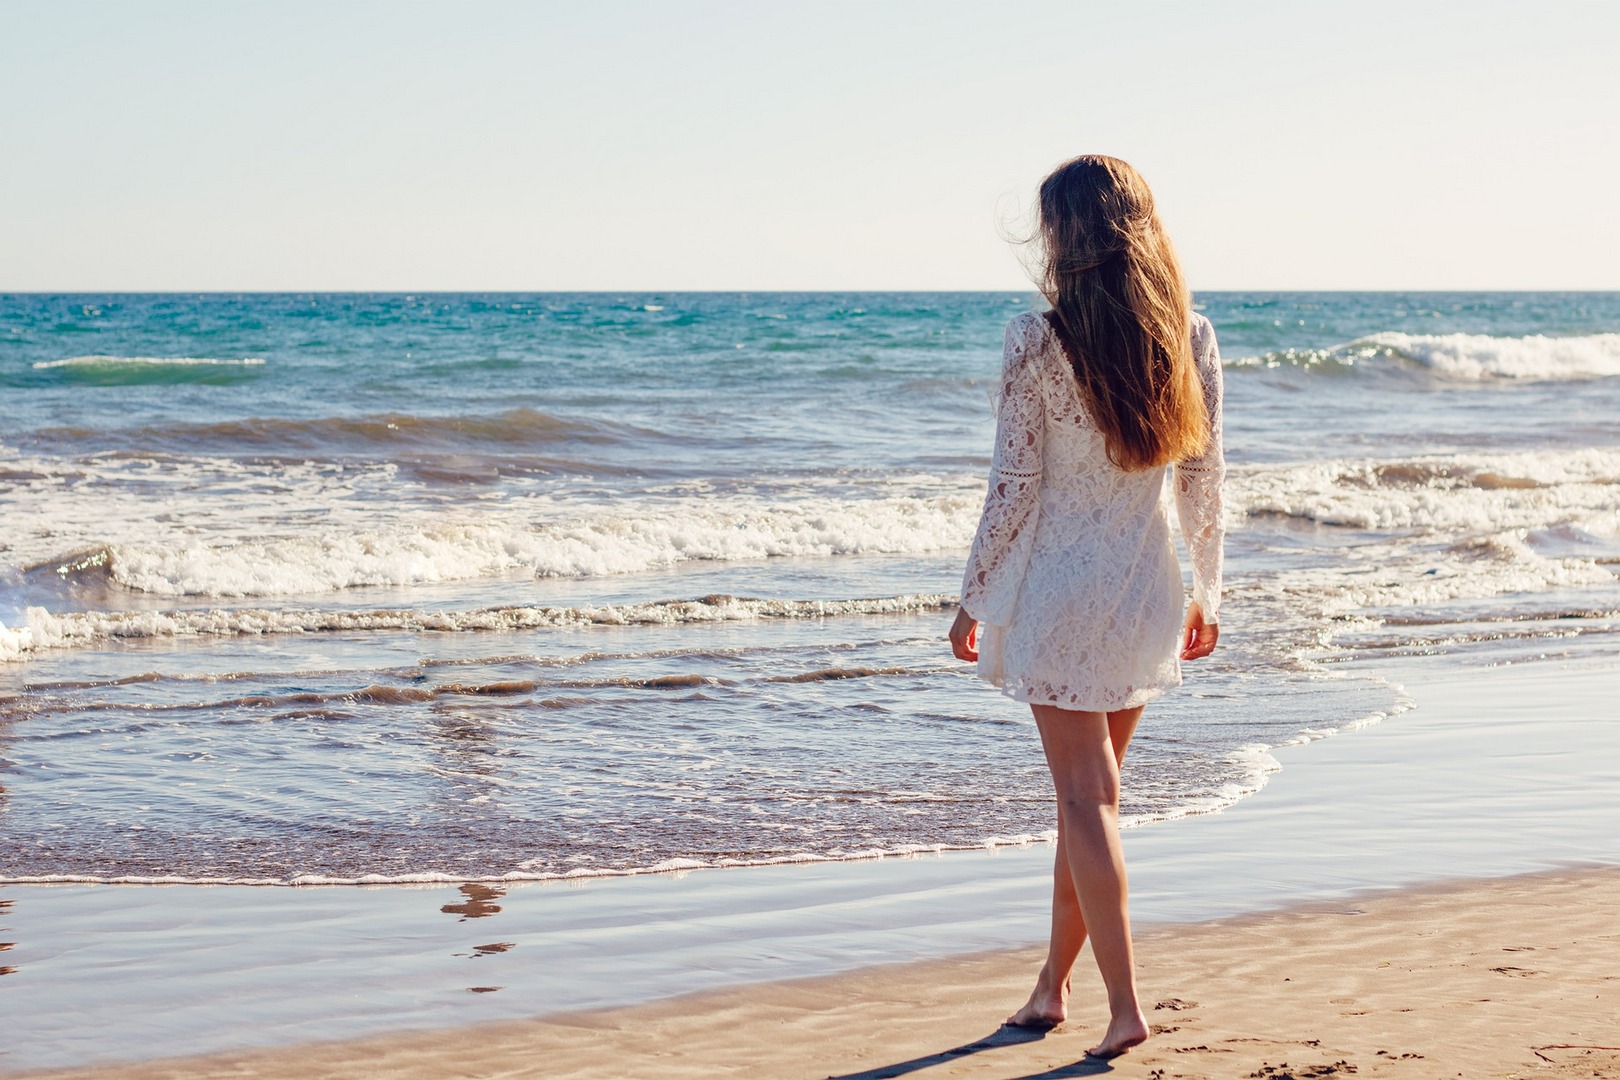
[3,0,1615,290]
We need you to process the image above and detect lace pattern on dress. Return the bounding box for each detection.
[959,310,1227,711]
[1175,318,1226,621]
[958,314,1049,626]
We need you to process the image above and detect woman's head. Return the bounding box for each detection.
[1033,155,1207,470]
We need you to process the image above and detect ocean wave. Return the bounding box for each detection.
[6,446,1615,655]
[1254,532,1614,622]
[32,355,266,370]
[28,493,981,597]
[8,665,955,719]
[1227,449,1620,620]
[27,407,657,455]
[1232,331,1620,382]
[26,355,267,386]
[0,593,957,661]
[1228,447,1620,532]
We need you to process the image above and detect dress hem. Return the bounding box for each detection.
[986,679,1172,713]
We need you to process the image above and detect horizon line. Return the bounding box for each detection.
[5,287,1619,296]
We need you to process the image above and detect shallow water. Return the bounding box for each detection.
[2,292,1618,884]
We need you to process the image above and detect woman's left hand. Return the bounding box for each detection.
[949,608,980,662]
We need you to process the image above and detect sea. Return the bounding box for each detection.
[2,291,1618,887]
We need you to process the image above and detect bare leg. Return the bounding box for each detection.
[1028,704,1149,1058]
[1005,822,1084,1027]
[1006,707,1140,1028]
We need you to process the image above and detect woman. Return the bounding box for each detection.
[949,154,1224,1060]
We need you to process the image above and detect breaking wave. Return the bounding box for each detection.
[27,493,982,597]
[1225,447,1620,618]
[1228,447,1620,532]
[1233,331,1620,382]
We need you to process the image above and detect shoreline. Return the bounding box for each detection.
[3,647,1617,1074]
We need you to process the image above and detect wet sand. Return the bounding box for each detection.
[20,866,1619,1079]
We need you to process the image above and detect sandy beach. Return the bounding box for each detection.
[5,648,1617,1078]
[21,867,1618,1080]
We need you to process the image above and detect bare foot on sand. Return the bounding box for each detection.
[1086,1010,1150,1058]
[1005,966,1069,1029]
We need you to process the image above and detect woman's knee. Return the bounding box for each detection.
[1054,774,1121,814]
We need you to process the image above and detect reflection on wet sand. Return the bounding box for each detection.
[3,722,18,972]
[441,883,504,920]
[1,897,14,975]
[440,885,512,994]
[454,940,517,959]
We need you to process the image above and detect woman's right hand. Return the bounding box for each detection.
[949,607,980,662]
[1180,601,1218,660]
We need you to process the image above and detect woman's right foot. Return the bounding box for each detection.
[1004,969,1068,1028]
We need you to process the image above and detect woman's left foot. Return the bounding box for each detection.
[1004,1011,1061,1030]
[1085,1009,1149,1058]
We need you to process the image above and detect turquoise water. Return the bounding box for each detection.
[1,292,1618,883]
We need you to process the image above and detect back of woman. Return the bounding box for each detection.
[958,155,1224,712]
[947,154,1225,1061]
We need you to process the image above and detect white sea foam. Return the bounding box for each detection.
[1231,331,1620,382]
[0,832,1056,886]
[1191,449,1620,658]
[1363,331,1620,381]
[1293,533,1614,619]
[4,448,1614,661]
[0,616,34,662]
[29,445,1614,603]
[47,493,983,597]
[1226,447,1620,533]
[0,593,959,661]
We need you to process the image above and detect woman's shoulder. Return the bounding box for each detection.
[1006,308,1054,337]
[1189,309,1214,340]
[1189,311,1220,366]
[1003,310,1057,359]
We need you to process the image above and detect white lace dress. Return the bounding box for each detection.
[960,310,1225,710]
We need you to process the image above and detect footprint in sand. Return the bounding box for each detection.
[1154,997,1198,1011]
[1248,1060,1357,1078]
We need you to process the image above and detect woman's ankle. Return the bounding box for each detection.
[1105,989,1141,1019]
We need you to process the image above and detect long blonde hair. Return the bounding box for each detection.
[1034,154,1208,470]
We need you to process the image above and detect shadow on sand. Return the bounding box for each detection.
[826,1025,1115,1080]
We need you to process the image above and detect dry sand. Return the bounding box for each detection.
[19,865,1619,1080]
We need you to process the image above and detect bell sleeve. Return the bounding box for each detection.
[959,314,1047,626]
[1173,316,1227,621]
